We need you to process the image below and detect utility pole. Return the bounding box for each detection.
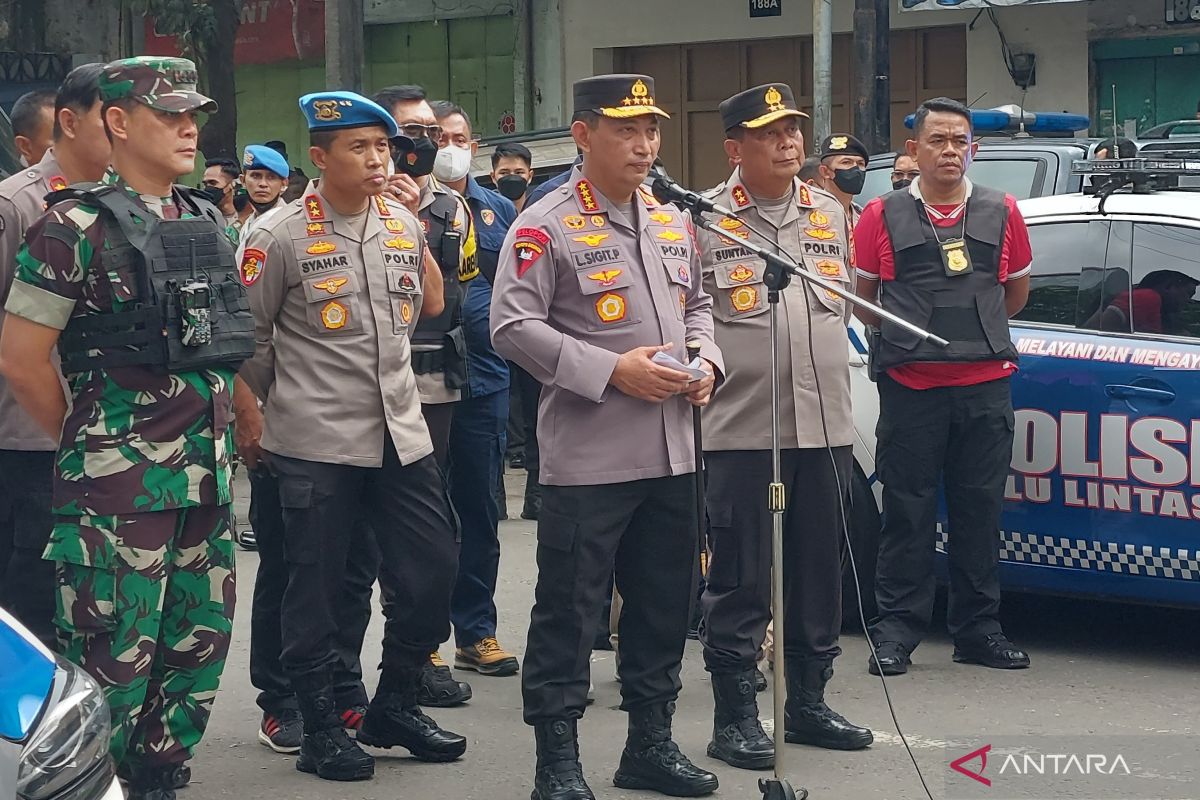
[812,0,833,144]
[875,0,891,152]
[326,0,364,92]
[852,0,876,152]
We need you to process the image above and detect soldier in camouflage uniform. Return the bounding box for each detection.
[0,57,246,800]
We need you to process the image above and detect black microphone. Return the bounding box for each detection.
[648,159,735,217]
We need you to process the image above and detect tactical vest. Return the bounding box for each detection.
[412,191,468,387]
[877,186,1019,370]
[55,184,256,375]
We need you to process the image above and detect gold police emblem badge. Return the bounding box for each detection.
[321,300,348,329]
[765,86,784,111]
[313,100,342,121]
[596,292,627,323]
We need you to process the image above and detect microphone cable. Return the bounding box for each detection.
[729,194,937,800]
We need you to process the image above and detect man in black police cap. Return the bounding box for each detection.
[817,132,869,229]
[491,72,723,800]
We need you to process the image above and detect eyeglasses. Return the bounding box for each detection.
[891,170,921,180]
[397,123,443,141]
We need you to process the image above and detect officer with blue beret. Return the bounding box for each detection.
[237,89,462,783]
[230,144,292,248]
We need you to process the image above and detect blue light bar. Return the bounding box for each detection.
[903,107,1089,134]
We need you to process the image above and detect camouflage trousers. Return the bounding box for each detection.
[46,504,236,770]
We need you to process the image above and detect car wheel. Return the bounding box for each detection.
[841,465,880,630]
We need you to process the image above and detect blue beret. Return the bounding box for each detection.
[242,144,289,179]
[299,91,399,137]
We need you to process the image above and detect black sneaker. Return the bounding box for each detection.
[953,633,1030,669]
[753,667,767,693]
[358,698,467,762]
[296,727,374,781]
[417,652,472,707]
[258,709,303,754]
[867,642,911,676]
[235,528,257,550]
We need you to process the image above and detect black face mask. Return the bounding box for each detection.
[832,166,866,196]
[250,196,280,215]
[197,185,227,208]
[496,174,529,201]
[233,188,251,213]
[892,178,913,191]
[395,136,439,178]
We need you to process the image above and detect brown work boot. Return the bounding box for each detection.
[455,636,520,676]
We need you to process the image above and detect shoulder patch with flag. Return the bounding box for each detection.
[513,227,550,278]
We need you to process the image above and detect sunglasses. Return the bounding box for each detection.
[397,123,443,141]
[891,170,921,180]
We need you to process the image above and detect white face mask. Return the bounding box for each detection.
[433,144,473,182]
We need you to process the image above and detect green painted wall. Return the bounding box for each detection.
[1093,36,1200,137]
[197,14,516,182]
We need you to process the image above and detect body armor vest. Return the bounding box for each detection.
[412,191,468,387]
[56,184,256,375]
[877,186,1019,370]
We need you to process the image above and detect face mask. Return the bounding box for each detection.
[197,185,226,207]
[832,166,866,196]
[250,197,279,215]
[433,145,473,182]
[396,136,439,178]
[233,188,251,213]
[497,174,529,201]
[892,178,913,191]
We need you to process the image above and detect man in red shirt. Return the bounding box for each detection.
[853,97,1032,675]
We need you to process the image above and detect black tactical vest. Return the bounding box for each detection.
[55,184,256,375]
[412,190,468,387]
[877,185,1019,370]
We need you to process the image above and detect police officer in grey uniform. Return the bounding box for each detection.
[491,73,724,800]
[696,84,873,769]
[0,62,109,646]
[240,90,464,784]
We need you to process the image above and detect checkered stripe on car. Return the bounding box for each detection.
[934,526,1200,580]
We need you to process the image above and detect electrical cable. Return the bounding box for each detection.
[741,196,937,800]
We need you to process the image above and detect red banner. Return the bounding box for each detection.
[143,0,325,65]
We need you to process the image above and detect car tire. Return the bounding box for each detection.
[841,465,880,630]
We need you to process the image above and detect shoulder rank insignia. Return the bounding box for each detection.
[797,184,813,207]
[575,180,600,213]
[637,186,657,207]
[657,230,684,243]
[48,175,68,192]
[239,247,266,287]
[373,195,392,217]
[731,185,750,208]
[573,233,609,247]
[313,275,349,294]
[587,268,623,287]
[306,240,337,255]
[304,194,326,221]
[385,219,405,233]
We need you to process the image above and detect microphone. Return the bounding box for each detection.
[648,159,735,217]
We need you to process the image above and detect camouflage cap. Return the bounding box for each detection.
[98,56,217,114]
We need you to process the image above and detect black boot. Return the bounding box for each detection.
[521,480,542,520]
[295,684,375,781]
[706,671,774,770]
[783,659,873,751]
[125,765,180,800]
[613,703,719,797]
[532,719,595,800]
[358,668,467,762]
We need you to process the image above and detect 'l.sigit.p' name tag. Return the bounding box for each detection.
[940,239,973,277]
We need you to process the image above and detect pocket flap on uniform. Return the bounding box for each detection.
[663,259,692,287]
[535,508,578,553]
[279,478,314,509]
[706,501,733,529]
[386,267,421,295]
[302,272,359,303]
[574,264,631,296]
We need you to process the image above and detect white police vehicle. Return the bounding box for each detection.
[845,155,1200,618]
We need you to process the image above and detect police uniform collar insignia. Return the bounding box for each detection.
[731,185,751,208]
[304,193,326,222]
[373,195,392,218]
[48,174,68,192]
[575,179,601,213]
[637,186,657,207]
[797,184,813,207]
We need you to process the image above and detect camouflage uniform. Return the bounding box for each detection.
[2,57,235,775]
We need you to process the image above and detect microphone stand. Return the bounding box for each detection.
[670,188,947,800]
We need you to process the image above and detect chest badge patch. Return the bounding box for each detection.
[678,265,690,285]
[595,292,627,323]
[804,227,837,241]
[306,222,329,237]
[815,260,842,278]
[590,215,606,229]
[649,211,674,225]
[574,233,610,247]
[314,276,349,295]
[306,240,337,255]
[728,265,755,283]
[239,247,266,286]
[481,208,496,226]
[398,272,418,292]
[383,237,416,250]
[657,230,684,243]
[587,269,623,287]
[321,300,348,329]
[385,219,405,233]
[808,209,830,228]
[400,299,414,324]
[730,286,759,313]
[563,214,586,230]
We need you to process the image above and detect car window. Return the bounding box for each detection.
[1107,223,1200,339]
[966,158,1044,200]
[1017,220,1121,328]
[857,164,895,206]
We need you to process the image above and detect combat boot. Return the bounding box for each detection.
[784,658,873,751]
[707,671,774,770]
[295,684,375,781]
[125,765,182,800]
[358,668,467,761]
[532,719,594,800]
[522,480,542,520]
[613,703,719,797]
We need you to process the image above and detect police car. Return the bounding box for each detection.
[845,155,1200,619]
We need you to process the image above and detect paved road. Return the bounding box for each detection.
[187,472,1200,800]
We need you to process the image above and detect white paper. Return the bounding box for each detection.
[652,351,708,382]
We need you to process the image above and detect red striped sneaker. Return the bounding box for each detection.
[340,704,368,735]
[258,709,302,754]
